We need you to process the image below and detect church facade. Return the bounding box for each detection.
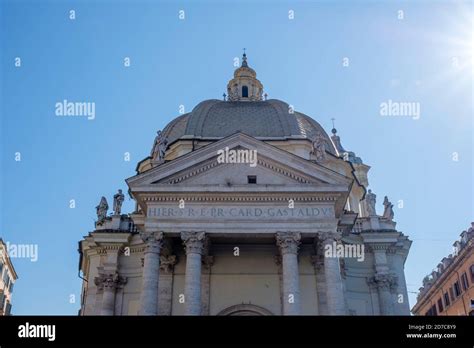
[78,54,412,315]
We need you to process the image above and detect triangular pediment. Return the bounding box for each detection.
[153,149,321,186]
[127,133,353,191]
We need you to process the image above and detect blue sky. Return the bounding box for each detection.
[1,0,472,314]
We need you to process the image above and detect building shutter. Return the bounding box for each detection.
[0,290,5,312]
[449,287,455,302]
[4,301,11,315]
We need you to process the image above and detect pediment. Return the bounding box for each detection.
[153,150,322,186]
[127,133,352,191]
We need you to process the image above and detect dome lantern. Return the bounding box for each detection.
[226,52,263,102]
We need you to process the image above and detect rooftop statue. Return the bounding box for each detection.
[383,196,394,220]
[366,189,377,216]
[96,196,109,223]
[113,189,125,215]
[151,130,168,163]
[311,131,327,163]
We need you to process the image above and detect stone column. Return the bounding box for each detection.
[273,254,284,315]
[391,251,410,314]
[367,280,381,315]
[311,255,328,315]
[94,272,127,315]
[276,232,301,315]
[158,254,177,315]
[369,245,397,315]
[319,231,346,315]
[367,274,397,315]
[181,231,206,315]
[139,231,164,315]
[201,255,214,316]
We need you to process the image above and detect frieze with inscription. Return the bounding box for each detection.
[147,206,334,220]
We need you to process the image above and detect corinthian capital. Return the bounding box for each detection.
[94,272,127,290]
[318,231,341,245]
[181,231,206,255]
[140,231,164,253]
[367,274,398,291]
[276,232,301,255]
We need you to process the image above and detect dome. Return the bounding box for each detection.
[161,98,336,155]
[160,53,336,156]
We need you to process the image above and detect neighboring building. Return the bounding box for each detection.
[412,222,474,316]
[0,239,18,315]
[78,54,412,316]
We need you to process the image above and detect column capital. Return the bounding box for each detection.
[181,231,206,255]
[94,272,127,290]
[276,231,301,255]
[140,231,164,247]
[317,231,341,245]
[367,274,398,291]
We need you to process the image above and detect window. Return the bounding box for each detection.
[2,271,9,288]
[247,175,257,184]
[444,292,450,307]
[461,272,469,291]
[242,85,248,98]
[3,273,10,290]
[4,301,11,316]
[0,291,4,312]
[426,304,437,316]
[470,264,474,283]
[437,298,444,313]
[0,261,3,275]
[454,281,462,297]
[449,287,455,302]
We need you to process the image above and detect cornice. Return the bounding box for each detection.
[413,240,473,312]
[0,240,18,280]
[142,194,340,203]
